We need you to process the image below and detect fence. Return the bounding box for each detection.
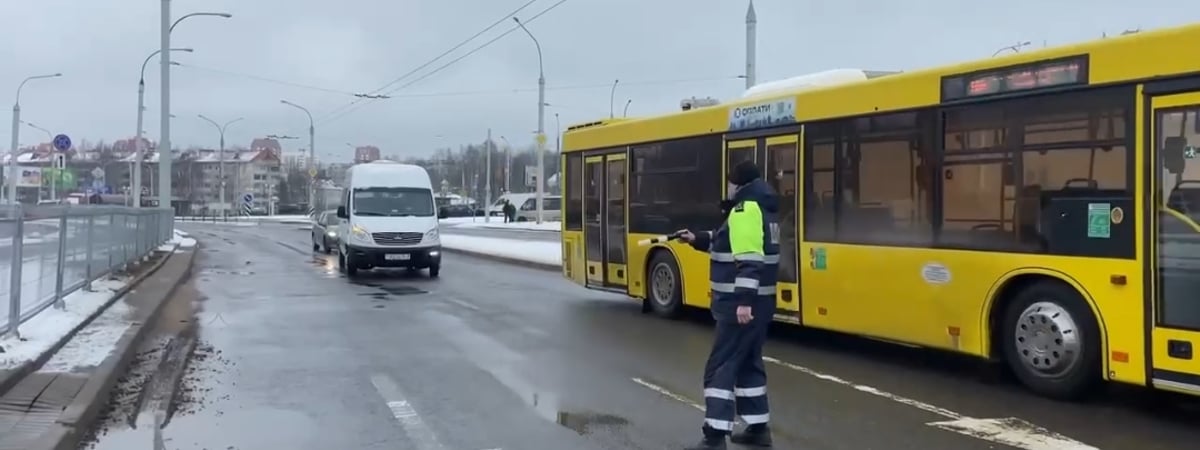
[0,204,174,337]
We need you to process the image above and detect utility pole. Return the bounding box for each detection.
[485,129,492,223]
[745,0,757,90]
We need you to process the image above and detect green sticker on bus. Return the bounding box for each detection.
[812,247,827,270]
[1087,203,1111,238]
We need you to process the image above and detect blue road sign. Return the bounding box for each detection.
[52,134,72,151]
[242,193,254,204]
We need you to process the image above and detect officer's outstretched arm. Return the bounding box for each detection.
[688,230,714,252]
[728,202,765,307]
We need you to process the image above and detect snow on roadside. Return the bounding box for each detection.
[40,300,134,373]
[440,234,561,266]
[0,276,130,369]
[449,220,561,232]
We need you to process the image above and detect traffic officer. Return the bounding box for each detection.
[679,159,778,449]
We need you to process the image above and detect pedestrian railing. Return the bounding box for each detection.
[0,204,174,337]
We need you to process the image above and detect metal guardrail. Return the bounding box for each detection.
[0,204,174,337]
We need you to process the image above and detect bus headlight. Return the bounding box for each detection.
[424,228,439,242]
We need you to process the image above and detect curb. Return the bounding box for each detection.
[0,243,182,397]
[37,243,200,450]
[441,246,562,272]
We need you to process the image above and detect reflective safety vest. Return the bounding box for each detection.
[698,179,780,320]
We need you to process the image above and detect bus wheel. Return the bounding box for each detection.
[1001,281,1101,399]
[646,252,684,319]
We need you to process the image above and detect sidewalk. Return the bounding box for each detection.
[440,217,561,232]
[0,233,197,450]
[440,233,561,269]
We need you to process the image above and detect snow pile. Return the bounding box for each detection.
[0,276,130,369]
[171,229,197,248]
[40,300,134,372]
[450,220,561,232]
[440,235,561,266]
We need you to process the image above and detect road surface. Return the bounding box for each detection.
[81,223,1200,450]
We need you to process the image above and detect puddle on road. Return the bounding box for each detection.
[422,310,632,438]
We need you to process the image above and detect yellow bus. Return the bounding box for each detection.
[559,22,1200,399]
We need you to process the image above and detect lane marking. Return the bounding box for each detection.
[762,356,1097,450]
[370,374,446,450]
[444,296,481,311]
[631,377,704,411]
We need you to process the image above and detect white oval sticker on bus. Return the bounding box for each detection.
[921,263,951,285]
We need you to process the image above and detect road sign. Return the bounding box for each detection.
[242,193,254,204]
[52,134,72,151]
[242,203,252,216]
[535,133,547,147]
[52,153,66,169]
[308,167,317,178]
[91,167,105,179]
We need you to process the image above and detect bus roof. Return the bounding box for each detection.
[563,21,1200,152]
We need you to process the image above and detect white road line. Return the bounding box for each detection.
[762,356,1098,450]
[631,377,704,411]
[444,296,481,311]
[370,374,446,450]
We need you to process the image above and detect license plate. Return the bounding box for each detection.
[385,253,411,261]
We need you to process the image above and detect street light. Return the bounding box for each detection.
[513,16,546,224]
[9,72,61,208]
[281,99,315,215]
[135,48,191,208]
[499,135,511,193]
[623,99,632,117]
[609,79,619,119]
[159,1,231,212]
[198,114,242,217]
[23,121,53,141]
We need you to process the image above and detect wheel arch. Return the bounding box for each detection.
[980,268,1111,377]
[643,244,685,298]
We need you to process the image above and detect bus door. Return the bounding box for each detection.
[725,136,801,320]
[1148,90,1200,393]
[583,153,629,288]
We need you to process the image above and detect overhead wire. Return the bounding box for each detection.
[315,0,542,123]
[177,61,741,99]
[317,0,570,127]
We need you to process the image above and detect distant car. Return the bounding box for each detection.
[311,209,340,254]
[438,204,474,218]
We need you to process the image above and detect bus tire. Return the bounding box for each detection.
[646,251,684,319]
[1000,280,1101,399]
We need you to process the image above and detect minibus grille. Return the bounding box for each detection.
[372,232,423,245]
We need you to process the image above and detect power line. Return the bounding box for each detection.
[318,0,570,127]
[316,0,542,123]
[175,63,361,96]
[179,61,739,99]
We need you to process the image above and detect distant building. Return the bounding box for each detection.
[354,145,380,163]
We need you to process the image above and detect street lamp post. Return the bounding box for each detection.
[609,79,619,119]
[23,122,54,201]
[499,135,511,193]
[9,73,62,210]
[624,99,632,117]
[198,114,242,218]
[281,100,315,215]
[137,48,191,208]
[513,17,546,224]
[159,2,231,212]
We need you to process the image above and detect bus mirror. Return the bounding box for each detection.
[336,206,347,219]
[1164,136,1187,175]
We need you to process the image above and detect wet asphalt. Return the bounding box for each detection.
[82,223,1200,450]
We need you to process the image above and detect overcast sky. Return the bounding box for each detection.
[1,0,1192,162]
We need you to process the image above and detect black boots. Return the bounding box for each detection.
[730,424,773,447]
[684,425,728,450]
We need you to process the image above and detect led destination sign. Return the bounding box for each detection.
[942,55,1088,101]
